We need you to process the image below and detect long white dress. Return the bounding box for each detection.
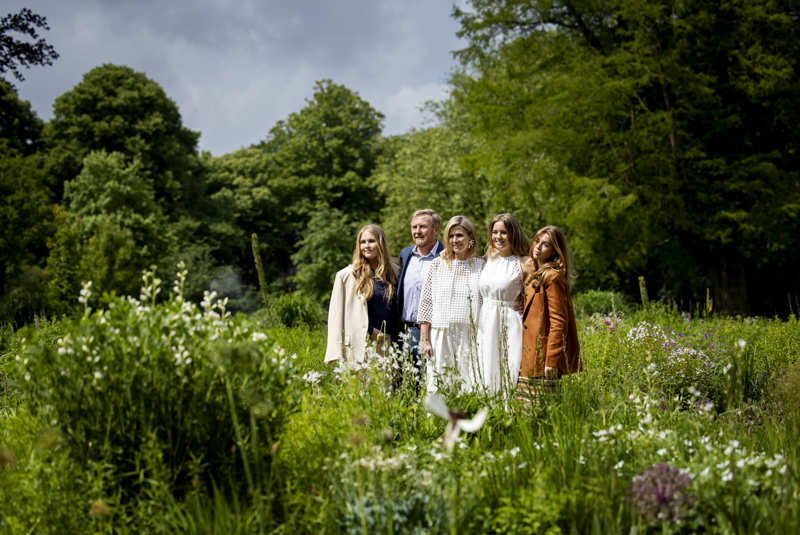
[418,256,484,393]
[476,254,524,394]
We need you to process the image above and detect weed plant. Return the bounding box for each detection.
[2,283,799,533]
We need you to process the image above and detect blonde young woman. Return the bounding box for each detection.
[476,213,532,394]
[324,224,399,364]
[519,225,581,392]
[418,215,485,392]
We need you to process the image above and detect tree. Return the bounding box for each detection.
[0,8,59,85]
[255,79,385,292]
[374,126,490,250]
[44,64,200,208]
[290,206,361,302]
[0,145,52,320]
[452,0,800,314]
[0,79,43,153]
[259,79,385,221]
[55,151,170,299]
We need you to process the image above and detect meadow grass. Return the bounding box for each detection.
[1,287,799,533]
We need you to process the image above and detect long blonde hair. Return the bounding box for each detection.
[352,224,397,301]
[441,215,478,265]
[530,225,575,290]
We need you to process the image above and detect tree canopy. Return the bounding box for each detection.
[451,0,800,313]
[44,64,200,209]
[0,8,59,85]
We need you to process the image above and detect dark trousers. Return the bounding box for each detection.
[396,324,423,389]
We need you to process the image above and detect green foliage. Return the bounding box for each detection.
[290,205,360,302]
[43,206,82,317]
[0,79,43,152]
[44,63,200,208]
[4,291,800,532]
[266,292,323,328]
[451,0,800,314]
[0,409,88,533]
[259,79,384,220]
[12,268,301,506]
[0,142,52,321]
[0,8,59,85]
[574,290,634,318]
[375,126,490,251]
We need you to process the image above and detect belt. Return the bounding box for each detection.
[403,321,420,328]
[483,297,517,306]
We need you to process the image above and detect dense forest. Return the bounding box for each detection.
[3,0,800,324]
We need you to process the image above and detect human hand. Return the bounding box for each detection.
[421,340,433,359]
[513,296,524,316]
[544,366,558,380]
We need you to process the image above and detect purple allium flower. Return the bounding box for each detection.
[629,464,695,525]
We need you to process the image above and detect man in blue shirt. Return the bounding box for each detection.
[396,209,443,387]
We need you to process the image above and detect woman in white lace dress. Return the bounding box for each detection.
[418,215,485,393]
[476,214,531,394]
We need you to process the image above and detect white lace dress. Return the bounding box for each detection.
[476,254,524,394]
[418,256,485,393]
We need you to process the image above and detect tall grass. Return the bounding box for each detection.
[1,289,799,533]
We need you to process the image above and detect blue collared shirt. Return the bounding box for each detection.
[402,246,438,322]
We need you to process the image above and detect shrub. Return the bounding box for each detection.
[268,291,323,327]
[12,266,301,503]
[574,289,634,317]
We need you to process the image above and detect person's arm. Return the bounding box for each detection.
[324,269,347,364]
[417,260,436,358]
[420,321,433,358]
[544,272,569,379]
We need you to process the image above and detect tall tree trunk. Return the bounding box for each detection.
[711,254,749,316]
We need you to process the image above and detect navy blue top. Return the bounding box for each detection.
[367,278,394,335]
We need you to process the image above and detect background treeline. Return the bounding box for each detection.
[3,0,800,325]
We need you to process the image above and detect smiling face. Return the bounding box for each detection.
[533,232,555,264]
[449,225,471,259]
[360,230,379,264]
[491,220,512,257]
[411,215,437,252]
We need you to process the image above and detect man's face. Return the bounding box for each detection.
[411,215,437,250]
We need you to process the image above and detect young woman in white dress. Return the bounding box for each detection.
[418,215,485,393]
[476,213,532,394]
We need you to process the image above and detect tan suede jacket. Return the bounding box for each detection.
[520,269,581,378]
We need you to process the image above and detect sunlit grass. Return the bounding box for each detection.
[1,295,799,533]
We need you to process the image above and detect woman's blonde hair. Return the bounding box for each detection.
[352,224,397,301]
[485,213,530,258]
[530,225,575,290]
[441,215,477,265]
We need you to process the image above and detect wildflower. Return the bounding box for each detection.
[302,371,322,386]
[614,460,624,471]
[78,281,93,305]
[657,448,667,457]
[630,464,695,525]
[736,339,746,350]
[424,393,488,452]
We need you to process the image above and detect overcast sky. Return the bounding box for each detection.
[6,1,467,156]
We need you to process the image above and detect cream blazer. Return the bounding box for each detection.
[325,265,370,363]
[324,264,399,364]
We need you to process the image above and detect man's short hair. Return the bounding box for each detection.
[410,209,441,229]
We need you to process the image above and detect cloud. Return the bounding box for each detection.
[5,0,466,155]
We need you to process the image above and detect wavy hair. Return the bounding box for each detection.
[530,225,575,290]
[441,215,478,265]
[351,224,397,301]
[485,213,530,258]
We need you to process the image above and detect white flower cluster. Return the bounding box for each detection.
[627,321,667,345]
